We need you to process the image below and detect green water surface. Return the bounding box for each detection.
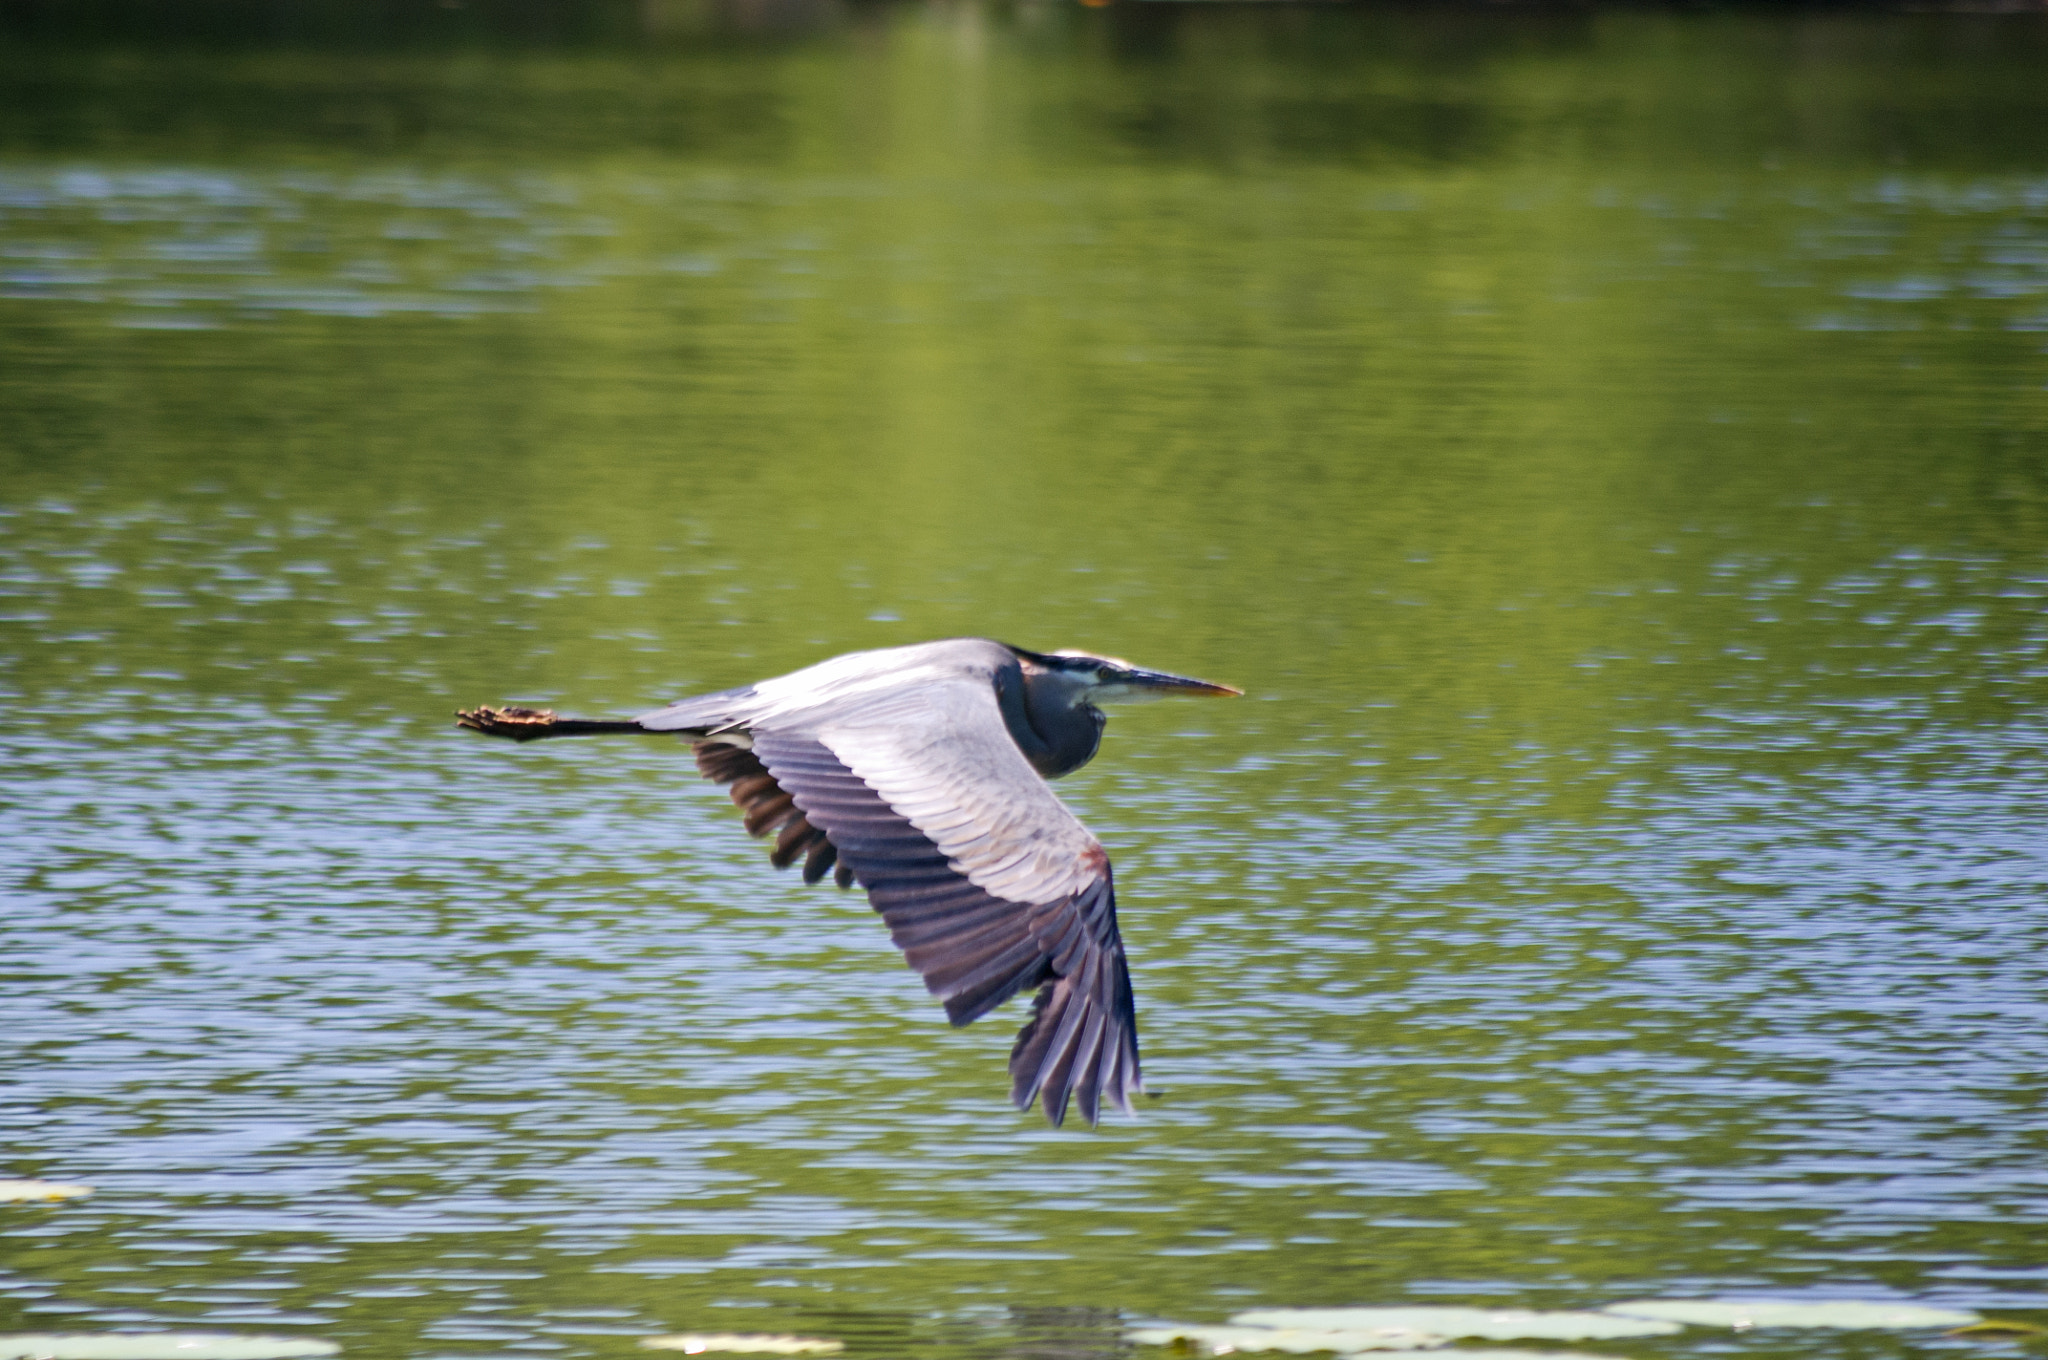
[2,5,2046,1360]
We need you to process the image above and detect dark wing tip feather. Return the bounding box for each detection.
[695,740,821,866]
[1008,949,1142,1128]
[802,838,838,885]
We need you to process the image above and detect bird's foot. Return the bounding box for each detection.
[456,705,562,741]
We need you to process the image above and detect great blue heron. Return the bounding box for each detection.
[456,637,1240,1127]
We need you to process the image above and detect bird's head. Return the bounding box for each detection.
[1009,646,1243,710]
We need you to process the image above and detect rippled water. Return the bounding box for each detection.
[3,5,2047,1360]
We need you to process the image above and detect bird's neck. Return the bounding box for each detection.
[1030,696,1102,778]
[995,662,1103,779]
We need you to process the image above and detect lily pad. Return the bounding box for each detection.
[1128,1324,1447,1353]
[0,1337,338,1360]
[0,1180,94,1203]
[1230,1310,1681,1342]
[1949,1321,2048,1339]
[1370,1353,1628,1360]
[639,1337,843,1355]
[1602,1300,1983,1330]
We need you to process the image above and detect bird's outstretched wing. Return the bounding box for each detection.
[754,731,1138,1127]
[693,670,1140,1127]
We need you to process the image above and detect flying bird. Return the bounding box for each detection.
[456,637,1240,1126]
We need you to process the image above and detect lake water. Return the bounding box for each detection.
[3,4,2046,1359]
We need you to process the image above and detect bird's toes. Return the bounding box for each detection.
[455,705,559,741]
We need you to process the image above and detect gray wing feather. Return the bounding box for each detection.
[634,683,758,733]
[813,675,1105,906]
[750,716,1141,1126]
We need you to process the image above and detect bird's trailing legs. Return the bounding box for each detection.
[455,703,852,886]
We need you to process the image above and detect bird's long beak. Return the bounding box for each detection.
[1110,667,1244,699]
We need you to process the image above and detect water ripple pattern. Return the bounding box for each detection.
[4,7,2048,1360]
[0,169,632,328]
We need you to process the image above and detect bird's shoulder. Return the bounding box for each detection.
[735,644,1102,907]
[745,638,1017,723]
